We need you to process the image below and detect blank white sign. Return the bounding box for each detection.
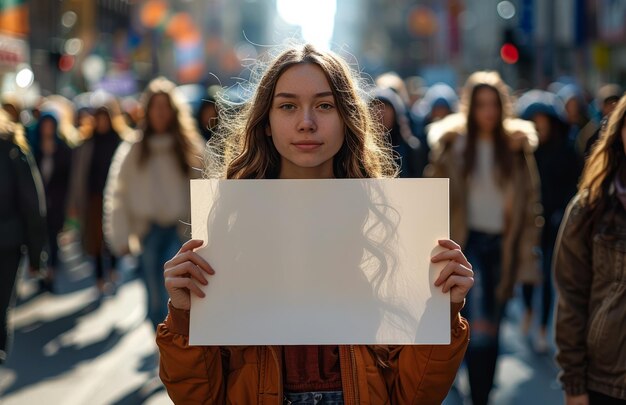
[189,178,450,346]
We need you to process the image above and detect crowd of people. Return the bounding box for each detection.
[1,43,625,404]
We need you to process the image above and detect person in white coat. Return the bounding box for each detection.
[104,77,204,329]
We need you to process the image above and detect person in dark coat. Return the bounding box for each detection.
[582,84,623,158]
[411,82,459,174]
[31,111,73,292]
[196,95,219,141]
[67,97,134,295]
[0,110,47,364]
[371,87,426,177]
[517,90,582,353]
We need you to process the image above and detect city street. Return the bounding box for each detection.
[0,1,619,404]
[0,239,171,405]
[0,239,563,405]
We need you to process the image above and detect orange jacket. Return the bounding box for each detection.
[156,302,469,405]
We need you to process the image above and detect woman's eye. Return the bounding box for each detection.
[319,103,334,110]
[279,104,296,110]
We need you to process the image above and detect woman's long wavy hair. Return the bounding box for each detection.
[138,77,201,176]
[205,44,397,180]
[461,71,514,185]
[579,92,626,229]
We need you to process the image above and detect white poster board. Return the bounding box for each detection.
[189,178,450,346]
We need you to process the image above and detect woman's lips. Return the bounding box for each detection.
[292,142,322,151]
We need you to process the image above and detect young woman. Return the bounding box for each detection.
[426,71,542,405]
[104,77,205,329]
[156,44,474,405]
[554,93,626,405]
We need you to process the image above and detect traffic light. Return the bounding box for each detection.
[58,54,75,72]
[500,28,519,64]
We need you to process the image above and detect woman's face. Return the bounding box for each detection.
[148,93,175,133]
[565,98,580,125]
[40,118,56,139]
[95,111,112,134]
[267,63,345,179]
[430,105,451,121]
[533,113,552,144]
[473,87,501,133]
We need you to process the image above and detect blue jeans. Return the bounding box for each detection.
[462,230,504,405]
[140,224,182,329]
[284,391,344,405]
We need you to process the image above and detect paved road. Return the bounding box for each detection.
[0,239,563,404]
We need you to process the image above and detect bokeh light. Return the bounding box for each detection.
[15,66,34,88]
[140,0,168,29]
[408,6,438,37]
[497,1,516,20]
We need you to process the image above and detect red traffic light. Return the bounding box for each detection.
[59,54,75,72]
[500,43,519,64]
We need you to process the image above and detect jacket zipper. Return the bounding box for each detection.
[340,345,360,405]
[350,346,360,404]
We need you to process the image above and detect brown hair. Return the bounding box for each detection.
[460,72,514,184]
[0,109,28,153]
[578,92,626,229]
[138,77,201,175]
[205,44,397,180]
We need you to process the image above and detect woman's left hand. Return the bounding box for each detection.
[431,239,474,304]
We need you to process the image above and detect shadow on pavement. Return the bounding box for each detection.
[110,376,166,405]
[1,298,124,396]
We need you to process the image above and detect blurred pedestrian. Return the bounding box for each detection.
[581,84,623,157]
[517,90,581,353]
[411,82,459,171]
[103,77,204,330]
[554,93,626,405]
[557,84,589,150]
[413,82,459,126]
[67,95,135,296]
[121,96,143,129]
[31,111,74,292]
[376,71,411,106]
[404,75,426,107]
[196,93,219,141]
[371,87,426,177]
[426,71,542,405]
[0,110,47,364]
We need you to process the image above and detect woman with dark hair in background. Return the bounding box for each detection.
[67,94,135,295]
[427,71,542,405]
[31,111,73,292]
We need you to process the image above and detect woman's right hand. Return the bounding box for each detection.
[164,239,215,311]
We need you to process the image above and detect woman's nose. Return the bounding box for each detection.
[297,111,316,132]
